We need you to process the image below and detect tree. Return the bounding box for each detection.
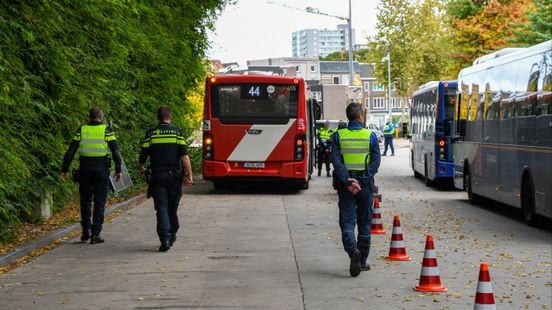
[407,0,453,88]
[361,0,451,95]
[320,49,370,61]
[362,0,416,96]
[447,0,531,74]
[0,0,232,243]
[511,0,552,46]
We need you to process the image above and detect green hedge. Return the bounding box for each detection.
[0,0,229,243]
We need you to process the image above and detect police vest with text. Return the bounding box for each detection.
[338,128,372,171]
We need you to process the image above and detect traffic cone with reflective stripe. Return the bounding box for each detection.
[385,215,411,261]
[415,235,447,292]
[474,263,496,310]
[371,198,386,234]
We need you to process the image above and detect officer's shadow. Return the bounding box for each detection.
[311,269,356,279]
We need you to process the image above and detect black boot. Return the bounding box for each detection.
[169,235,177,247]
[90,235,104,244]
[361,263,371,271]
[326,171,331,177]
[159,240,171,252]
[349,249,361,277]
[81,228,91,242]
[317,170,321,177]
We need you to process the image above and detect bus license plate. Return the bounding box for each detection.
[243,162,265,168]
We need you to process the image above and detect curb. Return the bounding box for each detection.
[0,194,147,267]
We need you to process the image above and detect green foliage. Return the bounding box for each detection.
[0,0,230,243]
[362,0,416,96]
[320,49,371,61]
[362,0,544,96]
[360,0,450,95]
[446,0,484,19]
[511,0,552,45]
[447,0,531,74]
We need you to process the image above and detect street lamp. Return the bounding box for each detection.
[382,44,392,121]
[347,0,354,87]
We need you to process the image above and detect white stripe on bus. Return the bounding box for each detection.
[227,119,295,162]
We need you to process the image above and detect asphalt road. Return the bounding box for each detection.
[0,139,550,309]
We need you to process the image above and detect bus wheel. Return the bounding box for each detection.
[465,169,481,205]
[522,175,537,226]
[213,181,225,190]
[424,157,432,187]
[298,180,309,190]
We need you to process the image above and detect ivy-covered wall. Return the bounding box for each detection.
[0,0,229,243]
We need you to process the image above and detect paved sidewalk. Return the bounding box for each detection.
[0,183,303,309]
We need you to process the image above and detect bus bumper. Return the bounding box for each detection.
[435,161,454,179]
[203,160,307,181]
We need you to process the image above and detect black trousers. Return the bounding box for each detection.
[317,147,331,172]
[150,171,182,243]
[79,166,110,236]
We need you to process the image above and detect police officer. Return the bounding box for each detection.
[382,121,395,156]
[332,102,380,277]
[138,106,193,252]
[317,120,333,177]
[60,107,122,244]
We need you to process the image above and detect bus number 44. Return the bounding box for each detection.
[248,86,260,97]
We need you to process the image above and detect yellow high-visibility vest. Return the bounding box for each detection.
[338,128,372,171]
[319,128,333,141]
[78,124,112,157]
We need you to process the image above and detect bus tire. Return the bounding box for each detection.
[213,181,225,190]
[521,174,538,226]
[424,156,432,187]
[300,180,309,190]
[464,167,481,205]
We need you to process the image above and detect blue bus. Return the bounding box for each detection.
[409,81,458,186]
[452,40,551,225]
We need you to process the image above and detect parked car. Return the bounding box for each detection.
[366,123,384,143]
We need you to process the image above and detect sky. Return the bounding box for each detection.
[207,0,380,66]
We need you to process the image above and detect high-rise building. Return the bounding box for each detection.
[291,24,356,58]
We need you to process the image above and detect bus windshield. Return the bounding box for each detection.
[444,89,456,121]
[443,89,457,136]
[211,83,299,124]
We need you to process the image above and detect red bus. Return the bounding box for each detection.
[202,74,319,190]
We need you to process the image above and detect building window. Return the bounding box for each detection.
[372,83,385,91]
[310,65,316,72]
[392,97,402,109]
[296,65,300,72]
[333,76,340,85]
[365,98,370,109]
[373,97,386,109]
[363,82,370,91]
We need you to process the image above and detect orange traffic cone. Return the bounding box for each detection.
[474,263,496,310]
[415,235,447,292]
[371,198,386,234]
[385,215,411,261]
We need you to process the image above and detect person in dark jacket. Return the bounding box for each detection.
[61,107,122,244]
[139,106,193,252]
[332,103,380,277]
